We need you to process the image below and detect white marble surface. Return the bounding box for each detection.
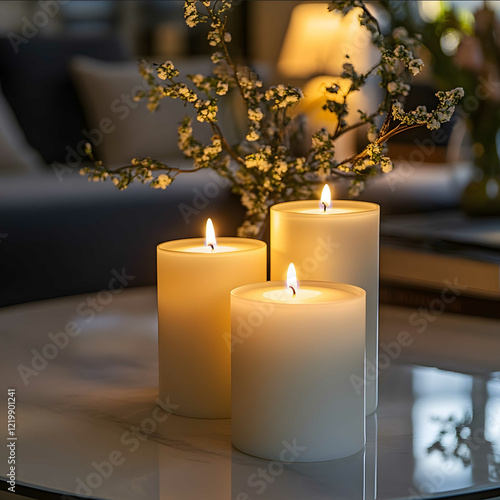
[0,287,499,499]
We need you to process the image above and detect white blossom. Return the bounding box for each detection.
[184,1,200,28]
[246,130,260,142]
[152,174,172,189]
[248,108,263,122]
[216,81,229,95]
[83,0,463,239]
[408,58,424,76]
[381,158,393,173]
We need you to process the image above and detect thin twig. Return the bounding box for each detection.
[204,4,247,107]
[105,162,204,175]
[211,122,245,165]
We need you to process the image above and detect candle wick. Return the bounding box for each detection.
[322,202,327,213]
[208,244,215,251]
[289,286,296,297]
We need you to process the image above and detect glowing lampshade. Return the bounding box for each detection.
[278,2,375,78]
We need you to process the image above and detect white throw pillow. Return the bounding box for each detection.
[0,85,45,175]
[70,56,228,167]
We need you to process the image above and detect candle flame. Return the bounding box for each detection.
[320,184,332,212]
[287,263,298,296]
[205,218,217,250]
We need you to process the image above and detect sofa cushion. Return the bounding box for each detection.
[0,36,129,165]
[70,56,219,167]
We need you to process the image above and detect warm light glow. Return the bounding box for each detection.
[417,1,442,23]
[294,76,350,123]
[320,184,332,211]
[292,76,366,158]
[287,263,298,296]
[440,28,461,56]
[278,3,376,78]
[205,218,217,250]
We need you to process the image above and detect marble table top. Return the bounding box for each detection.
[0,287,499,499]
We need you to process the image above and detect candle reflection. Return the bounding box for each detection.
[486,378,500,481]
[231,422,378,500]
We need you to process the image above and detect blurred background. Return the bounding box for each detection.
[0,0,499,313]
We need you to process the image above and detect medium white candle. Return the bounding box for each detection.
[157,219,266,418]
[231,264,366,462]
[270,187,380,414]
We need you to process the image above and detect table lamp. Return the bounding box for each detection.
[277,2,379,158]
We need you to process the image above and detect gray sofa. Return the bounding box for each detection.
[0,168,243,307]
[0,35,471,308]
[0,35,244,307]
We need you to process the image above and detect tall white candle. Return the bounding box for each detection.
[231,264,366,462]
[157,219,266,418]
[270,189,380,414]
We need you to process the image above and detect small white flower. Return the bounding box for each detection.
[248,108,263,122]
[348,181,365,198]
[394,45,409,59]
[295,158,305,171]
[408,58,424,76]
[157,68,168,80]
[357,159,372,171]
[392,27,409,41]
[246,130,259,142]
[275,160,288,175]
[387,82,398,93]
[427,118,440,130]
[154,174,172,190]
[216,82,229,95]
[381,158,393,173]
[211,52,223,63]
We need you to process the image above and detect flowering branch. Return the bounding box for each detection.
[81,0,463,237]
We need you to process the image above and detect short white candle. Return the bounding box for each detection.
[231,264,366,462]
[270,187,380,414]
[157,219,266,418]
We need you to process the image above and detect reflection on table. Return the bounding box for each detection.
[0,287,498,500]
[412,369,500,495]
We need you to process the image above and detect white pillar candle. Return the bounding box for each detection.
[231,264,366,462]
[157,219,266,418]
[270,188,379,414]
